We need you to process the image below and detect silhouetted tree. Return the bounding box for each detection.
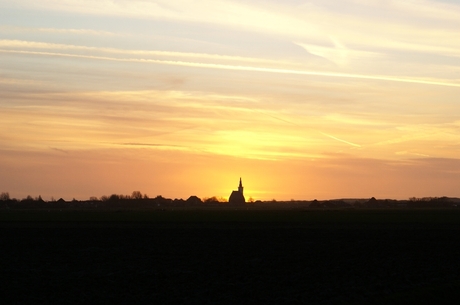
[0,192,10,201]
[204,196,221,204]
[131,191,143,200]
[109,194,120,201]
[186,196,202,205]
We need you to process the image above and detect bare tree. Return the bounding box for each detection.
[109,194,120,201]
[131,191,143,200]
[0,192,10,201]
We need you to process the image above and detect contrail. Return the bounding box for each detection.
[1,49,460,88]
[320,132,361,148]
[0,39,279,64]
[252,108,362,148]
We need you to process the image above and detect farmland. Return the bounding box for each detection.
[2,209,460,304]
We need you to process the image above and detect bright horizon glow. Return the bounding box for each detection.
[1,0,460,201]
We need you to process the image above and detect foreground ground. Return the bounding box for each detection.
[1,209,460,304]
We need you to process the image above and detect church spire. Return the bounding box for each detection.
[238,177,244,195]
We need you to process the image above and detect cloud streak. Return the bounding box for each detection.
[0,25,118,36]
[320,132,361,148]
[2,47,459,88]
[5,0,460,61]
[0,39,289,66]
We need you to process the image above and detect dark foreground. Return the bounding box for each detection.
[2,210,460,304]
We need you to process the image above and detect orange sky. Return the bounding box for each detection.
[1,0,460,200]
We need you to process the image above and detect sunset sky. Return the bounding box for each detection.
[1,0,460,201]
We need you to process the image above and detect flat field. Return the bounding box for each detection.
[2,209,460,304]
[2,208,460,224]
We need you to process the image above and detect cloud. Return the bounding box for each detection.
[4,0,325,39]
[3,87,371,161]
[0,25,117,36]
[49,147,69,154]
[4,0,460,58]
[2,43,460,88]
[395,151,430,158]
[320,132,361,148]
[0,77,43,86]
[0,39,287,66]
[294,40,384,66]
[391,0,460,22]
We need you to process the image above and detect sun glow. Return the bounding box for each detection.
[1,0,460,200]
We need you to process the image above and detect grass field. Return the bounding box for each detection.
[2,208,460,224]
[2,209,460,304]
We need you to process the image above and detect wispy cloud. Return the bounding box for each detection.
[0,25,118,36]
[320,132,361,148]
[2,43,460,88]
[0,39,289,66]
[4,0,460,60]
[49,147,69,154]
[4,0,325,39]
[395,151,430,158]
[0,76,43,86]
[391,0,460,22]
[294,39,385,66]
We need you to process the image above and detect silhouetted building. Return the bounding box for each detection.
[229,178,245,205]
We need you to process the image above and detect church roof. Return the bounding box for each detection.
[229,190,245,205]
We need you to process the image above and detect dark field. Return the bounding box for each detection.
[2,209,460,304]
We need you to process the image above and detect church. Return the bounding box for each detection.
[229,178,246,205]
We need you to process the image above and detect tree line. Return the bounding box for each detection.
[2,191,459,209]
[0,191,238,209]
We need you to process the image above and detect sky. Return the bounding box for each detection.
[1,0,460,201]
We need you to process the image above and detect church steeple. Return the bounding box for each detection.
[238,177,244,195]
[229,177,246,204]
